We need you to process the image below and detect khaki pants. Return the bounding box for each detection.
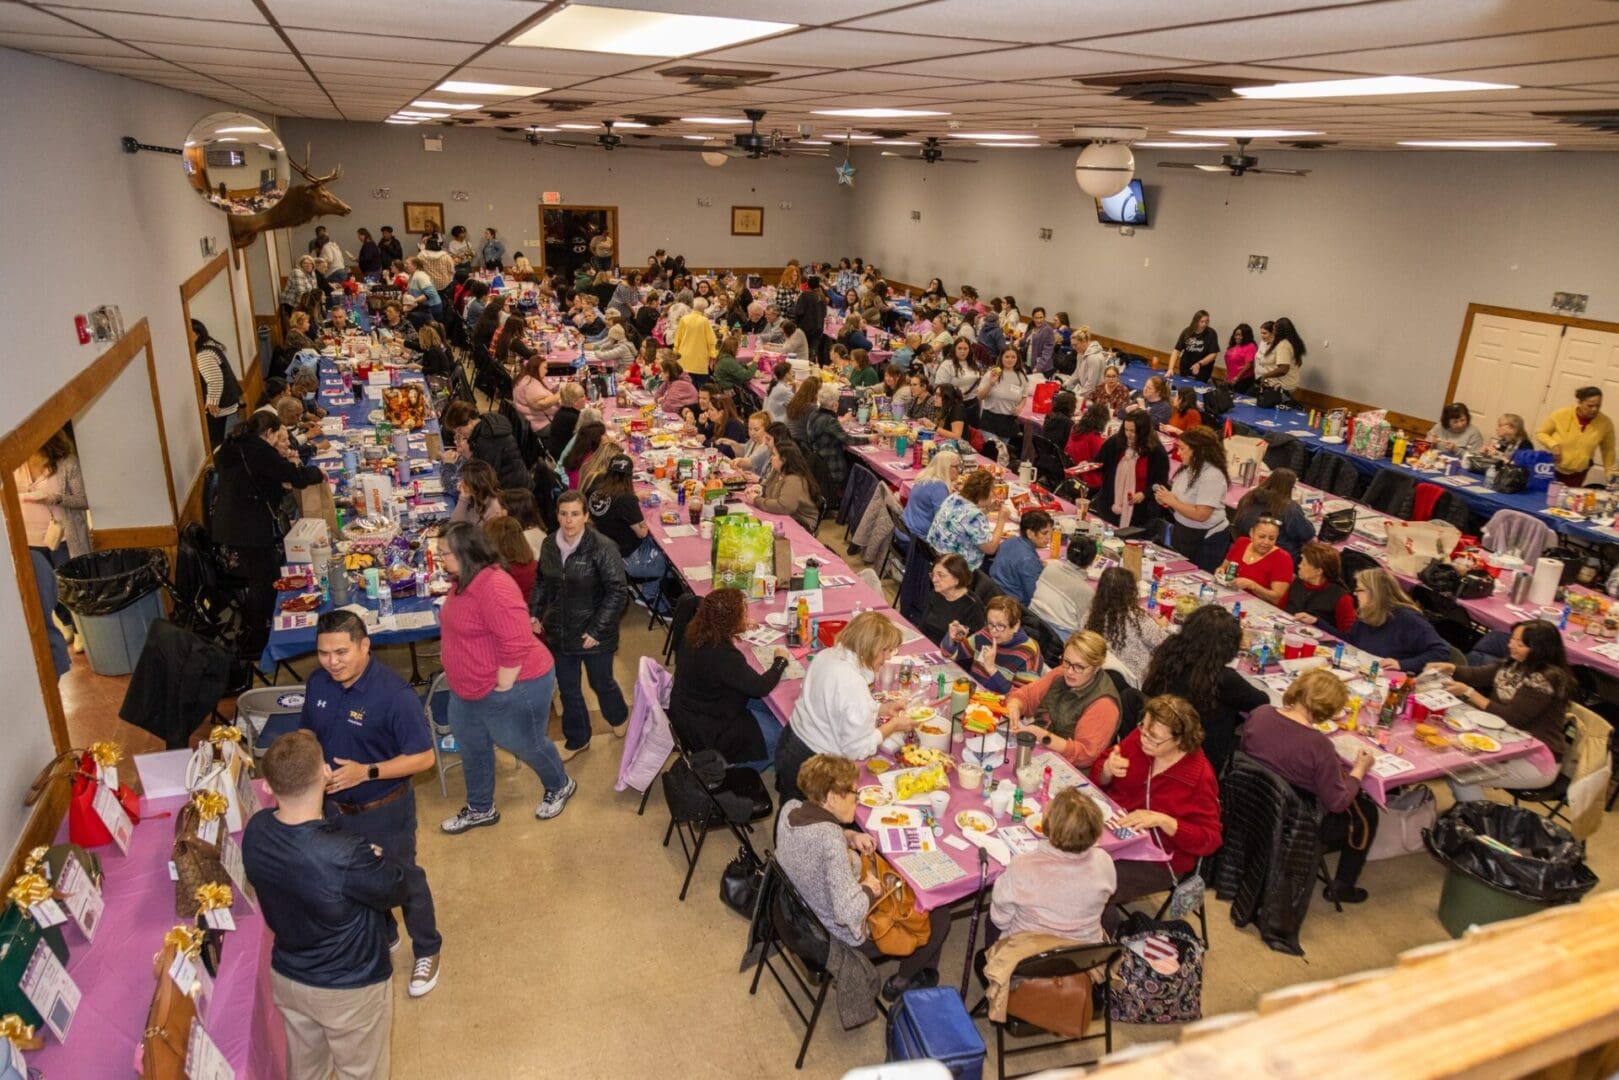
[271,971,392,1080]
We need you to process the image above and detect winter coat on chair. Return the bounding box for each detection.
[467,411,532,490]
[1212,752,1324,957]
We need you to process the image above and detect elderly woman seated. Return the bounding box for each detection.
[987,787,1114,947]
[776,753,952,1002]
[1005,630,1120,769]
[944,595,1046,694]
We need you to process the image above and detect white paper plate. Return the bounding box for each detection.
[765,612,790,628]
[869,805,922,827]
[1466,709,1508,731]
[1318,435,1344,444]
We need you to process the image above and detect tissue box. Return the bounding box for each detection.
[283,518,330,563]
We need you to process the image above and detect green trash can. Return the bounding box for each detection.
[1425,802,1598,939]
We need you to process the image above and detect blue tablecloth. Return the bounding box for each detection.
[258,358,450,668]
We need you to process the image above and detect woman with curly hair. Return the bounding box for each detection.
[669,588,794,772]
[1083,566,1166,683]
[1140,605,1268,775]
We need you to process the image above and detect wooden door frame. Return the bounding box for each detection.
[1445,303,1619,407]
[0,319,177,882]
[537,204,618,278]
[180,251,255,457]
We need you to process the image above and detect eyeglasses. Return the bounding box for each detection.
[1059,658,1094,672]
[985,621,1011,633]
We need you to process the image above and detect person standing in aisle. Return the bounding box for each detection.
[193,319,242,448]
[244,730,407,1080]
[301,611,442,999]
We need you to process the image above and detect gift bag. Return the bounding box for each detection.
[297,482,339,536]
[25,749,141,849]
[1369,785,1437,861]
[1348,410,1392,460]
[1512,448,1556,492]
[1223,435,1268,473]
[711,514,775,591]
[1031,381,1058,415]
[1384,519,1461,577]
[0,905,69,1029]
[184,738,251,834]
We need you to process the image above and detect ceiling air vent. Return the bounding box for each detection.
[1077,73,1250,107]
[658,65,779,89]
[530,97,595,112]
[627,115,677,127]
[1281,140,1337,150]
[1534,109,1619,133]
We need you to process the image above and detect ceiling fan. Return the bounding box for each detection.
[656,109,828,159]
[544,120,649,152]
[1157,137,1310,177]
[880,136,976,166]
[494,125,577,150]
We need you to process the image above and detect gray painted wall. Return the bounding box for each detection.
[845,145,1619,417]
[280,119,853,269]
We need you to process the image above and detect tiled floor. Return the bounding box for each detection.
[63,524,1619,1077]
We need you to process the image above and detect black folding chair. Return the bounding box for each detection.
[970,942,1122,1080]
[749,860,843,1070]
[660,735,773,901]
[1029,434,1067,492]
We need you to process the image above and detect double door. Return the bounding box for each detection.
[1452,308,1619,438]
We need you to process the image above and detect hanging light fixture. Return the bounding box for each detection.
[701,151,728,167]
[1072,126,1145,198]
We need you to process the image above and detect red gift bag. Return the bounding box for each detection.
[26,749,141,848]
[1031,381,1059,415]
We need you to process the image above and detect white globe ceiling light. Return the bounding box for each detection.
[701,151,729,167]
[1075,142,1135,198]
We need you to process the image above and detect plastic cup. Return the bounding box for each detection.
[957,762,983,791]
[761,575,777,599]
[1284,633,1311,660]
[929,791,950,820]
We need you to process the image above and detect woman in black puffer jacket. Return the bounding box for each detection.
[534,491,629,758]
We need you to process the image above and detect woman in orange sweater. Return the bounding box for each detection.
[1164,387,1202,435]
[1004,630,1120,769]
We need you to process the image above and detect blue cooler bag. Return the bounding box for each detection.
[1512,448,1555,492]
[885,988,986,1079]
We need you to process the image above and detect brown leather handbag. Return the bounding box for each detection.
[141,942,197,1080]
[171,803,229,919]
[1007,972,1095,1038]
[858,851,931,956]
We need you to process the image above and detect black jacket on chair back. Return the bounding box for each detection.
[468,411,531,490]
[535,526,628,654]
[211,433,324,549]
[1213,752,1323,956]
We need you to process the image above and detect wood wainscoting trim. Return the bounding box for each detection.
[0,784,69,898]
[89,525,179,551]
[180,463,210,529]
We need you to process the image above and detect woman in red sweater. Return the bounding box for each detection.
[1091,694,1223,907]
[437,522,575,834]
[483,516,537,600]
[1223,516,1295,606]
[1063,402,1111,495]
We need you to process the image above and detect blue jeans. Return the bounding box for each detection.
[735,700,782,773]
[625,536,668,606]
[554,649,629,750]
[448,670,567,812]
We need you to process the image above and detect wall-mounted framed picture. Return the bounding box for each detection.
[403,201,445,234]
[730,205,764,237]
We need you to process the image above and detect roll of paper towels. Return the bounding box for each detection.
[1528,558,1563,606]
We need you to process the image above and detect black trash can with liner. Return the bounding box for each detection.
[1424,801,1598,937]
[55,548,168,676]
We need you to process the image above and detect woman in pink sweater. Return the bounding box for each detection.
[437,522,575,834]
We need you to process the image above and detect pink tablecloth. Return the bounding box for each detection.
[1320,715,1557,805]
[29,792,286,1080]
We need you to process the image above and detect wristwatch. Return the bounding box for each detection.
[367,764,380,780]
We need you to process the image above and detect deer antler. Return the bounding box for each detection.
[289,142,341,186]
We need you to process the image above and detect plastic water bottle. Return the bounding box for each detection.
[377,584,394,619]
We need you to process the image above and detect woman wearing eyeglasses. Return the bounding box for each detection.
[1004,630,1120,769]
[1090,365,1133,418]
[944,596,1046,695]
[1221,516,1295,607]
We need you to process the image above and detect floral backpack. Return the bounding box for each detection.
[1108,913,1204,1024]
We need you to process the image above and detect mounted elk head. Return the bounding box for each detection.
[227,145,350,249]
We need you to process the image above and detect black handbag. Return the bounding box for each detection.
[719,847,765,918]
[1418,560,1462,597]
[1457,570,1495,599]
[1200,383,1234,419]
[1316,507,1357,543]
[1492,464,1528,494]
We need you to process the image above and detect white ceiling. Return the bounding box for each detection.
[4,0,1619,150]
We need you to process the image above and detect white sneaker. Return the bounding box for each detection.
[409,954,440,998]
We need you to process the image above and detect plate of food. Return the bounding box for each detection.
[1025,812,1044,837]
[273,574,312,591]
[427,577,452,595]
[883,764,949,804]
[280,593,322,613]
[765,612,791,629]
[865,757,891,775]
[897,744,951,770]
[1459,732,1501,754]
[679,437,707,449]
[858,785,893,808]
[368,408,385,424]
[1442,712,1475,732]
[961,703,1000,736]
[873,806,921,828]
[1463,709,1508,730]
[1413,723,1452,749]
[955,809,994,834]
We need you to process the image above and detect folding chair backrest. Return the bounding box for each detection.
[1016,942,1119,982]
[770,865,832,975]
[424,671,452,734]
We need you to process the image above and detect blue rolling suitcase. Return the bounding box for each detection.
[885,987,986,1079]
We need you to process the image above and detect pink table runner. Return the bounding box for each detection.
[30,792,286,1079]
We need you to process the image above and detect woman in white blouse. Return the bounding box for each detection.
[976,346,1032,447]
[775,612,922,801]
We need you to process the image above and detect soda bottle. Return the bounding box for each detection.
[377,582,394,619]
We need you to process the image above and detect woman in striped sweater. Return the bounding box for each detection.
[944,596,1046,695]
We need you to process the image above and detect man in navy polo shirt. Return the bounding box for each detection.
[301,610,442,998]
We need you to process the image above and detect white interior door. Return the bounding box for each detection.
[1543,327,1619,431]
[1451,313,1562,432]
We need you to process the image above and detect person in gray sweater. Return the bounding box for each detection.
[775,754,951,1002]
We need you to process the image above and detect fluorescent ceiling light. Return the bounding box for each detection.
[509,4,794,58]
[680,116,750,125]
[215,125,269,134]
[976,142,1039,148]
[812,107,949,119]
[682,134,719,140]
[556,123,601,130]
[873,140,920,146]
[834,134,880,141]
[436,80,548,95]
[949,132,1040,141]
[798,139,830,146]
[1236,75,1516,100]
[525,126,560,132]
[385,119,419,125]
[1398,139,1555,148]
[614,121,649,129]
[1171,128,1322,138]
[396,111,447,119]
[1133,140,1226,148]
[411,100,480,111]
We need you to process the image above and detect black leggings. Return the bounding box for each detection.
[1320,791,1380,888]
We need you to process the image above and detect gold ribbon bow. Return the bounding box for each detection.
[164,925,205,959]
[0,1014,41,1052]
[19,847,48,875]
[191,790,229,822]
[193,883,233,913]
[88,741,123,770]
[208,726,244,746]
[5,874,53,909]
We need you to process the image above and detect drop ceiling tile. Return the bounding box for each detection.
[0,5,92,35]
[477,45,660,77]
[0,31,143,56]
[302,55,451,78]
[576,0,897,22]
[703,28,979,67]
[763,71,960,94]
[1271,24,1619,76]
[142,42,305,68]
[51,10,286,50]
[1080,0,1619,64]
[43,0,264,21]
[94,56,197,73]
[287,29,484,65]
[876,45,1193,81]
[848,0,1350,43]
[1450,56,1619,87]
[265,0,545,38]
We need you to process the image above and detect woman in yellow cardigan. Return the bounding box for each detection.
[1536,385,1614,485]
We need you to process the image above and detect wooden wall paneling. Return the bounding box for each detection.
[0,467,70,754]
[179,252,239,458]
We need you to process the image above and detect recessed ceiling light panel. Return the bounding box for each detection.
[1133,140,1226,148]
[437,80,549,96]
[1170,128,1322,138]
[949,132,1041,141]
[510,5,795,58]
[680,116,750,125]
[812,108,950,118]
[411,100,480,111]
[1236,76,1516,100]
[1397,139,1555,148]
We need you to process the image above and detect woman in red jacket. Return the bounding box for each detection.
[1063,402,1110,495]
[1090,694,1222,907]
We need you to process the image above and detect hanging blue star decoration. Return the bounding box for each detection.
[836,160,856,186]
